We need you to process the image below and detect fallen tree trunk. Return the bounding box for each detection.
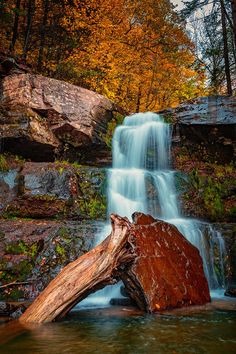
[19,212,210,323]
[19,214,135,323]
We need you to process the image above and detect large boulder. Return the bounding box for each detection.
[0,73,120,163]
[121,213,210,312]
[161,96,236,164]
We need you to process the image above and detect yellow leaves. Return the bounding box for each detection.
[1,0,206,111]
[50,0,206,110]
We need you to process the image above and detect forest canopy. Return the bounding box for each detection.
[1,0,207,111]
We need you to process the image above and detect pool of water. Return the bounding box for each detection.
[1,299,236,354]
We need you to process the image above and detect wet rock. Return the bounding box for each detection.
[0,219,101,300]
[0,302,9,316]
[174,96,236,125]
[10,305,26,319]
[5,196,68,219]
[0,301,28,318]
[224,288,236,297]
[0,163,107,220]
[214,223,236,292]
[120,285,130,298]
[110,298,136,306]
[161,96,236,164]
[121,212,210,312]
[0,73,119,163]
[0,170,19,213]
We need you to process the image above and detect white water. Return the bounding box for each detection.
[80,112,225,308]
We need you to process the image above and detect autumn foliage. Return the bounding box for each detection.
[0,0,206,111]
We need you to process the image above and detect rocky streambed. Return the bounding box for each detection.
[0,63,235,317]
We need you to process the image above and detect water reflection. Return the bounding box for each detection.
[1,307,236,354]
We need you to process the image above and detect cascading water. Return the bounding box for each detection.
[80,112,225,308]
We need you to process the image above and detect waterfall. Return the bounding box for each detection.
[80,112,225,308]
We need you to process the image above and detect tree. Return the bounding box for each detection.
[9,0,21,52]
[0,0,206,110]
[181,0,235,95]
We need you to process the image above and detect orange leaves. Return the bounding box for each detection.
[0,0,206,110]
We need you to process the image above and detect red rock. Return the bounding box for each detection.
[121,212,210,312]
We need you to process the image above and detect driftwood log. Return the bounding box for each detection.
[19,214,135,323]
[19,213,210,323]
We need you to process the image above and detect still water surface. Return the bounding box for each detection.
[1,305,236,354]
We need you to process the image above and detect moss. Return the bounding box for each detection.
[162,113,175,123]
[0,153,25,172]
[0,230,5,240]
[4,240,40,259]
[58,227,71,243]
[15,260,33,281]
[0,154,9,172]
[75,167,107,219]
[32,194,58,201]
[55,243,66,260]
[7,288,25,300]
[0,258,33,291]
[183,167,236,221]
[99,113,124,149]
[203,178,224,219]
[86,196,106,219]
[229,207,236,217]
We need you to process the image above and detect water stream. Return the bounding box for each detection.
[0,113,235,353]
[81,112,225,307]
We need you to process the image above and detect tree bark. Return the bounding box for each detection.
[23,0,35,59]
[231,0,236,49]
[37,0,49,70]
[19,214,135,323]
[220,0,232,95]
[135,83,142,113]
[9,0,21,52]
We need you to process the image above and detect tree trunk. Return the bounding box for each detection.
[23,0,35,59]
[19,214,135,323]
[9,0,21,52]
[19,212,210,323]
[37,0,49,70]
[231,0,236,49]
[135,83,142,113]
[221,0,232,95]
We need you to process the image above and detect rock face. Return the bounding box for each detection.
[0,219,100,302]
[121,213,210,312]
[214,223,236,297]
[161,96,236,164]
[0,162,106,219]
[0,73,120,163]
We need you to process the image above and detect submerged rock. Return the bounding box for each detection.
[225,288,236,297]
